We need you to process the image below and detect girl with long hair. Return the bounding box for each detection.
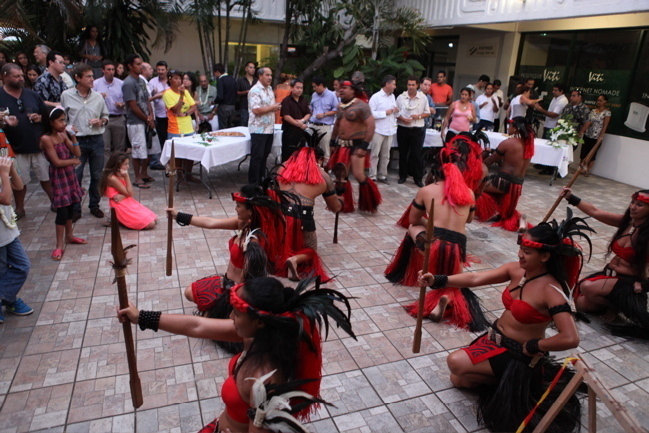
[419,212,593,432]
[117,275,355,433]
[168,184,286,353]
[39,108,84,261]
[99,152,157,230]
[564,187,649,337]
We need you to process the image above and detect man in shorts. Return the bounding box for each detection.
[122,54,156,188]
[0,63,51,218]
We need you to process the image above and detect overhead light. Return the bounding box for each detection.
[448,43,454,47]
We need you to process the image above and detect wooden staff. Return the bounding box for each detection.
[333,212,340,244]
[110,209,144,408]
[542,137,604,223]
[413,198,435,353]
[166,140,176,276]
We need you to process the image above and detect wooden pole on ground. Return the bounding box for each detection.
[412,198,435,354]
[166,141,176,276]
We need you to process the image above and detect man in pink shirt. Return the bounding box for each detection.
[430,71,453,107]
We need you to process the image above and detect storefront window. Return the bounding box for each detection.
[517,29,646,136]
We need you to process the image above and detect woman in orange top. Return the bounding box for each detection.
[274,74,293,124]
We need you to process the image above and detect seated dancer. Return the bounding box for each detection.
[117,276,355,433]
[476,116,535,231]
[385,147,488,332]
[168,184,285,353]
[326,79,382,214]
[420,213,593,433]
[274,138,343,281]
[564,188,649,337]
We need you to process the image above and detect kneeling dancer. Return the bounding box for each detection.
[274,141,343,281]
[169,184,286,353]
[565,188,649,337]
[419,213,592,433]
[326,79,382,213]
[385,147,488,332]
[476,116,534,231]
[117,276,355,433]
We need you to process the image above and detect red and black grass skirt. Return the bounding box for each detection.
[385,228,488,332]
[358,178,382,213]
[276,214,330,280]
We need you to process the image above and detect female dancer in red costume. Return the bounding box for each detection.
[419,213,593,432]
[475,116,535,231]
[385,147,488,332]
[564,188,649,336]
[117,276,354,433]
[168,184,285,353]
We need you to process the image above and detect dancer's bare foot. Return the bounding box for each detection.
[286,257,299,281]
[428,295,449,322]
[518,214,528,233]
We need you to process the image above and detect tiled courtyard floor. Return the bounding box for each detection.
[1,157,647,433]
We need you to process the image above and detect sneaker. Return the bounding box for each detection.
[3,298,34,316]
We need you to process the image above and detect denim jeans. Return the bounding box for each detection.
[0,237,30,304]
[75,134,105,210]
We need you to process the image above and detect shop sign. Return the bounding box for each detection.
[467,44,498,57]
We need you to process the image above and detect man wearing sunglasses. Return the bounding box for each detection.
[0,63,52,220]
[33,51,67,109]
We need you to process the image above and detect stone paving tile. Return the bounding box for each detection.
[1,162,647,432]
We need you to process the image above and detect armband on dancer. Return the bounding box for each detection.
[138,310,162,331]
[429,275,448,289]
[525,338,542,355]
[176,212,193,226]
[566,194,581,206]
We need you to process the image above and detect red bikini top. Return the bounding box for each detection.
[612,238,635,262]
[228,236,245,269]
[501,288,551,324]
[221,353,249,424]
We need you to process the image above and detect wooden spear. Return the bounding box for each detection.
[413,198,435,353]
[166,140,176,276]
[542,137,605,223]
[110,209,143,408]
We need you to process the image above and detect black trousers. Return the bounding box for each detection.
[156,117,168,150]
[249,133,274,185]
[397,126,425,181]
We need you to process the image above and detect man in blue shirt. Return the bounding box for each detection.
[308,77,338,165]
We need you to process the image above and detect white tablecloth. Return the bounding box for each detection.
[390,129,443,148]
[160,126,282,171]
[483,131,572,177]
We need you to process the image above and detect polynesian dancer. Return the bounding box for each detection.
[117,275,355,433]
[564,187,649,338]
[419,210,593,433]
[396,131,487,230]
[272,133,344,281]
[167,184,286,353]
[325,79,382,214]
[475,116,535,232]
[385,147,489,332]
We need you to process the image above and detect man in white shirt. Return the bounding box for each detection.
[534,83,569,139]
[475,83,499,131]
[396,76,430,187]
[492,79,505,132]
[147,61,169,170]
[368,75,398,184]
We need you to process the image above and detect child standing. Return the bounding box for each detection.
[100,152,157,230]
[40,108,85,261]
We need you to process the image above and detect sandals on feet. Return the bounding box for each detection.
[142,177,155,183]
[66,237,87,245]
[51,249,64,261]
[133,182,151,189]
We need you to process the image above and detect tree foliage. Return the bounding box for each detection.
[276,0,430,90]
